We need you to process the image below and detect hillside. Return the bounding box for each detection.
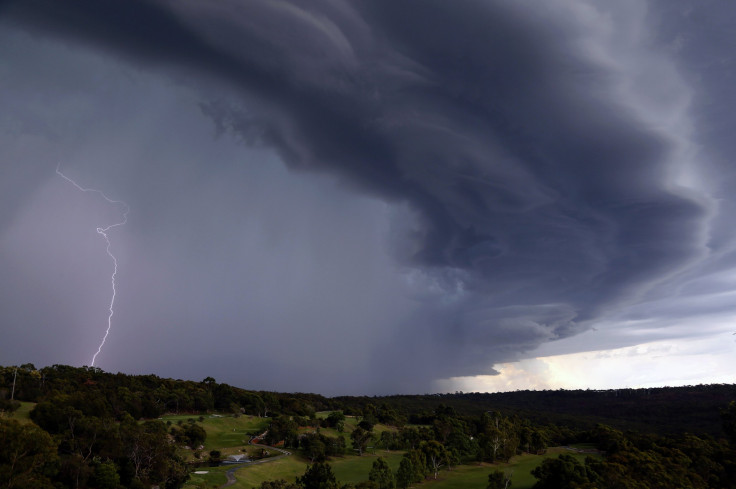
[1,364,734,489]
[337,384,736,436]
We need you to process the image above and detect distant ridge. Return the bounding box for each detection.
[2,364,734,436]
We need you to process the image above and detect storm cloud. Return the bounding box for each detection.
[0,0,734,394]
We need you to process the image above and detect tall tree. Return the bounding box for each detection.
[0,419,58,489]
[297,462,339,489]
[406,449,428,483]
[487,469,512,489]
[420,441,448,480]
[351,427,373,456]
[722,401,736,447]
[395,457,414,489]
[531,454,595,489]
[301,434,327,463]
[92,460,120,489]
[325,411,346,428]
[368,457,395,489]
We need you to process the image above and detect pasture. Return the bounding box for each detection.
[176,411,598,489]
[3,401,35,424]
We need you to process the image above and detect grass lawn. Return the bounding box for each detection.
[372,424,399,435]
[331,451,404,485]
[169,413,275,488]
[223,455,308,489]
[568,443,599,451]
[343,416,360,432]
[308,426,346,439]
[220,451,406,489]
[420,447,598,489]
[182,465,229,489]
[418,462,496,489]
[176,413,597,489]
[208,448,594,489]
[3,401,35,424]
[200,415,269,451]
[159,413,269,462]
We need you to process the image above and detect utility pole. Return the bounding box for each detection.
[10,368,17,400]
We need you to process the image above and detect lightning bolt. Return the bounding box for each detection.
[56,163,130,367]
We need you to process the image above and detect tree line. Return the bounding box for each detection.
[1,363,735,489]
[257,403,736,489]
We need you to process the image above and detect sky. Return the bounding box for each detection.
[0,0,735,396]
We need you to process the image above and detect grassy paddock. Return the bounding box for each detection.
[177,412,598,489]
[159,413,269,462]
[421,447,598,489]
[182,465,229,489]
[331,452,404,485]
[226,456,308,489]
[315,411,332,420]
[2,401,35,424]
[222,451,406,489]
[219,448,594,489]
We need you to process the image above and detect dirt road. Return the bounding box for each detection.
[220,440,291,488]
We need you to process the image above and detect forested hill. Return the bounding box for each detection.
[0,364,335,419]
[336,385,736,436]
[2,364,734,436]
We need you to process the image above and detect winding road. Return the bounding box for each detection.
[220,435,291,488]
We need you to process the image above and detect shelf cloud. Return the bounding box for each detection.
[1,0,734,394]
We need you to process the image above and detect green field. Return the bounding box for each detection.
[184,446,594,489]
[332,452,404,484]
[177,411,406,489]
[161,413,269,453]
[178,411,598,489]
[4,407,596,489]
[207,451,405,489]
[221,455,307,489]
[183,466,229,489]
[420,448,596,489]
[3,401,35,424]
[297,414,397,452]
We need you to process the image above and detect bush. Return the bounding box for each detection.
[208,450,222,465]
[93,460,120,489]
[0,398,20,413]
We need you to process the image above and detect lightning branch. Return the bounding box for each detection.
[56,163,130,366]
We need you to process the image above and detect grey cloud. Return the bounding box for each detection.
[0,0,732,393]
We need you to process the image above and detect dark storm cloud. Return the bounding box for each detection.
[0,0,730,393]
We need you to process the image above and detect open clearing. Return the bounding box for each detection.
[160,413,269,462]
[420,447,596,489]
[167,412,598,489]
[2,401,35,424]
[6,407,597,489]
[7,407,600,489]
[184,445,593,489]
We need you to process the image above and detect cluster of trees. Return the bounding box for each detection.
[16,391,192,488]
[0,419,58,488]
[0,413,188,489]
[2,364,735,489]
[4,365,735,435]
[255,400,736,489]
[170,419,207,449]
[264,404,553,466]
[257,405,552,486]
[256,458,397,489]
[336,384,736,435]
[0,365,243,488]
[262,403,736,489]
[0,397,20,413]
[0,365,333,420]
[531,414,736,489]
